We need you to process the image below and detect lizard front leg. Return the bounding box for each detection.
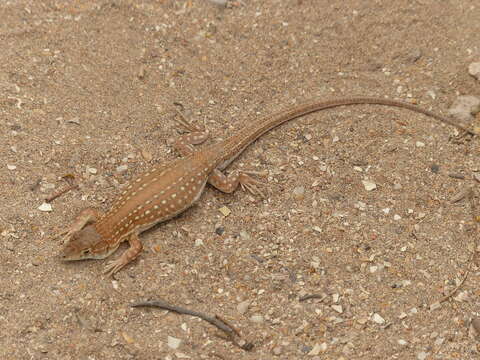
[170,110,210,156]
[104,232,143,276]
[52,207,102,241]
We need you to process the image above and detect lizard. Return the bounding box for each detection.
[57,96,476,276]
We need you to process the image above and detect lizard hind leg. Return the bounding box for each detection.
[169,109,210,156]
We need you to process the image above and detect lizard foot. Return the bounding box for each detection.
[104,258,127,277]
[239,171,268,198]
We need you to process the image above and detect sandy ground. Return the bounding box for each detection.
[1,0,480,359]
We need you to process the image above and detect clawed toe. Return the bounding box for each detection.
[104,259,124,277]
[173,109,206,133]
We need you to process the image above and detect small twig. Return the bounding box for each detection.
[214,314,241,337]
[45,183,79,203]
[131,299,254,351]
[438,262,471,304]
[299,294,327,302]
[448,173,465,180]
[434,188,478,305]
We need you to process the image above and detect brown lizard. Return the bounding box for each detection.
[57,97,475,276]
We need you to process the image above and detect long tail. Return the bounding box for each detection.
[213,97,475,168]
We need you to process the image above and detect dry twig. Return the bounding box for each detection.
[45,183,79,203]
[131,299,254,351]
[434,187,478,305]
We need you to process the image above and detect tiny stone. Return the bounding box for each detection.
[239,230,250,241]
[434,337,444,346]
[112,280,119,290]
[312,226,322,233]
[167,336,181,350]
[394,214,402,221]
[468,62,480,81]
[398,339,408,346]
[194,239,203,247]
[7,164,16,170]
[430,164,440,173]
[116,165,128,173]
[332,305,343,314]
[87,167,97,175]
[215,226,225,235]
[237,300,250,315]
[292,186,305,200]
[250,314,264,323]
[448,95,480,122]
[417,351,429,360]
[307,343,322,356]
[141,149,153,161]
[399,312,408,319]
[218,206,231,217]
[471,317,480,336]
[454,290,469,302]
[38,202,53,212]
[415,141,425,147]
[429,302,441,311]
[362,180,377,191]
[372,313,385,324]
[272,346,283,356]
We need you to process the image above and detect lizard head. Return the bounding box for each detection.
[61,225,112,261]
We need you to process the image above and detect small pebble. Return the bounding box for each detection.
[398,339,408,346]
[116,165,128,173]
[239,230,250,241]
[250,314,264,323]
[218,206,231,217]
[7,164,16,170]
[362,180,377,191]
[87,167,97,175]
[308,343,327,355]
[394,214,402,221]
[272,346,283,356]
[38,202,53,212]
[417,351,429,360]
[194,239,203,247]
[415,141,425,147]
[448,95,480,122]
[372,313,385,324]
[332,305,343,314]
[237,300,250,315]
[471,317,480,336]
[468,62,480,81]
[215,226,225,235]
[167,336,181,349]
[292,186,305,200]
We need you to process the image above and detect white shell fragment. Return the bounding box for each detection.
[362,180,377,191]
[38,202,53,212]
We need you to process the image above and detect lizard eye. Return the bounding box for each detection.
[82,249,91,255]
